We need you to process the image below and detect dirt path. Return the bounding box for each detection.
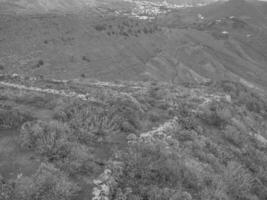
[0,81,94,100]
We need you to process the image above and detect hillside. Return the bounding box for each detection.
[0,1,267,200]
[0,1,266,90]
[0,0,224,14]
[189,0,267,25]
[0,0,97,12]
[0,74,267,200]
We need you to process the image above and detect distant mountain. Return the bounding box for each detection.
[0,0,224,13]
[194,0,267,25]
[139,0,223,4]
[165,0,223,4]
[0,0,96,12]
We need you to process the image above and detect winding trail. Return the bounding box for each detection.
[0,80,97,101]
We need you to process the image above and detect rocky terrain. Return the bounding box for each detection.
[0,0,267,200]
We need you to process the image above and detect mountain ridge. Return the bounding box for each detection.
[0,0,225,13]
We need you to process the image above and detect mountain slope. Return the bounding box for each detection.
[0,0,267,92]
[0,0,96,12]
[0,73,267,200]
[192,0,267,25]
[1,1,267,200]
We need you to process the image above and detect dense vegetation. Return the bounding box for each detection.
[0,77,267,200]
[94,16,160,37]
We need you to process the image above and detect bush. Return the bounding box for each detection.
[200,176,229,200]
[147,109,161,123]
[0,180,15,200]
[80,73,86,78]
[112,142,198,200]
[147,82,168,101]
[55,96,142,143]
[176,130,198,142]
[68,105,121,143]
[32,60,44,69]
[223,125,246,147]
[20,119,96,174]
[15,163,80,200]
[20,120,72,160]
[215,81,267,115]
[14,93,55,109]
[58,143,96,175]
[94,24,106,31]
[107,96,142,131]
[0,109,32,129]
[177,104,198,130]
[223,161,254,200]
[82,56,90,63]
[198,101,230,128]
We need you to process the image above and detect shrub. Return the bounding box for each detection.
[112,142,199,200]
[58,143,96,175]
[82,56,90,63]
[94,24,106,31]
[122,32,129,37]
[0,180,15,200]
[223,125,246,147]
[38,59,44,66]
[20,119,96,174]
[223,161,254,200]
[147,82,167,101]
[198,101,230,128]
[0,109,32,129]
[201,176,229,200]
[145,82,169,108]
[14,93,55,109]
[68,105,121,143]
[215,81,267,115]
[143,27,149,34]
[33,60,44,69]
[147,109,161,123]
[107,96,142,131]
[15,163,80,200]
[177,104,198,130]
[176,130,198,142]
[56,95,142,144]
[20,120,72,160]
[80,73,86,78]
